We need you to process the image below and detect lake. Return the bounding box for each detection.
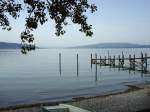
[0,48,150,107]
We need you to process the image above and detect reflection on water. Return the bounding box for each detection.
[0,48,150,107]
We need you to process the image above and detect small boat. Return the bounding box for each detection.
[41,104,91,112]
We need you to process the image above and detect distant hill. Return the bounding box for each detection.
[0,42,39,49]
[0,42,21,49]
[73,43,150,48]
[1,42,150,49]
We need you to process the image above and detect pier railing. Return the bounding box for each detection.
[91,52,150,74]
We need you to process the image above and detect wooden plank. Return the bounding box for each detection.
[91,56,150,61]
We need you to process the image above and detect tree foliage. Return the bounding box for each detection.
[0,0,97,44]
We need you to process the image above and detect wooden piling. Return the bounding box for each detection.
[129,54,131,69]
[108,51,110,65]
[95,53,97,81]
[118,55,120,67]
[141,52,144,71]
[59,53,61,75]
[145,53,148,70]
[91,53,92,69]
[109,56,111,66]
[122,52,124,67]
[133,54,135,70]
[77,54,79,76]
[104,56,106,65]
[113,56,116,66]
[100,56,101,65]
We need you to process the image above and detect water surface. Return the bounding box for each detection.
[0,48,150,107]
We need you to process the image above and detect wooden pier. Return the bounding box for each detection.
[91,52,150,74]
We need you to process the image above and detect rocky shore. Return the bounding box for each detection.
[0,84,150,112]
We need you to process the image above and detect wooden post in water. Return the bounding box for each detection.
[118,55,120,67]
[122,52,124,67]
[145,53,148,71]
[99,56,102,68]
[128,54,132,73]
[77,54,79,77]
[141,52,144,71]
[118,55,121,71]
[109,56,111,66]
[59,53,61,75]
[95,53,97,81]
[113,55,116,67]
[133,54,135,70]
[104,56,106,65]
[91,53,92,69]
[108,51,110,65]
[129,54,131,69]
[100,56,101,65]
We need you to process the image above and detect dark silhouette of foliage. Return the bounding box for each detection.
[0,0,97,44]
[21,44,36,54]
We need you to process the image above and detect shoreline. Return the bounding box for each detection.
[71,84,150,112]
[0,83,150,112]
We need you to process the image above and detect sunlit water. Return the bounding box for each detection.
[0,48,150,107]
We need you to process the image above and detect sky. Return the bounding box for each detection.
[0,0,150,47]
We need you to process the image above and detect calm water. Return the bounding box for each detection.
[0,48,150,107]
